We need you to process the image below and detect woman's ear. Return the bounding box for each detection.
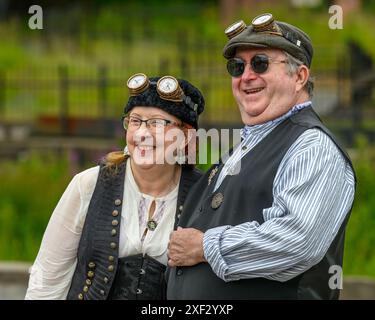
[184,127,197,165]
[183,127,195,148]
[296,65,309,92]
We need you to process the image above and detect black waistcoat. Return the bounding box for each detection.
[67,160,202,300]
[167,107,356,300]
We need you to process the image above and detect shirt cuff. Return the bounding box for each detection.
[203,225,232,281]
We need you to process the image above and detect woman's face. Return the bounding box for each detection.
[125,106,186,169]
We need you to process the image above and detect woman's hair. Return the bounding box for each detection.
[284,51,314,98]
[104,150,128,168]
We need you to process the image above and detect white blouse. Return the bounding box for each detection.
[25,160,179,300]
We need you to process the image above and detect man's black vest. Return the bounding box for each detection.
[167,107,356,300]
[67,160,202,300]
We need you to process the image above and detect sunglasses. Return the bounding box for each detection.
[227,54,287,77]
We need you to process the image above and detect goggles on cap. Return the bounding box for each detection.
[227,54,287,77]
[126,73,198,113]
[224,13,304,51]
[225,13,282,39]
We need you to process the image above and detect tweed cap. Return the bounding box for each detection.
[223,14,313,67]
[124,76,205,129]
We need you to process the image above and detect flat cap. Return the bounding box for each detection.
[223,13,313,67]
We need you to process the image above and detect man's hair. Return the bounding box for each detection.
[284,51,314,98]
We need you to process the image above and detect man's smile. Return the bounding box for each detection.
[243,87,265,95]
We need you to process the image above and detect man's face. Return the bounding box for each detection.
[231,47,302,125]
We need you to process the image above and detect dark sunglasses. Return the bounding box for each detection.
[227,54,287,77]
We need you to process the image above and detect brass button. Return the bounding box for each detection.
[108,265,114,272]
[112,220,119,226]
[85,279,92,286]
[211,192,224,209]
[83,285,89,293]
[112,210,119,217]
[179,205,183,211]
[139,268,146,275]
[103,277,109,284]
[88,262,96,269]
[111,229,117,236]
[114,199,122,206]
[110,242,117,249]
[100,290,105,296]
[87,271,94,278]
[78,293,84,300]
[108,255,114,262]
[136,288,142,295]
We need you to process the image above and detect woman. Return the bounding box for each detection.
[25,74,205,300]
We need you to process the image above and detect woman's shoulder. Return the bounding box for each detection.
[182,165,204,183]
[73,165,100,197]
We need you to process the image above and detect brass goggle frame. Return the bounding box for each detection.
[126,73,198,112]
[224,13,283,40]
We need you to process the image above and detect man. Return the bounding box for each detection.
[167,13,356,299]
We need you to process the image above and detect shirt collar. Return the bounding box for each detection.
[126,159,179,201]
[240,101,312,140]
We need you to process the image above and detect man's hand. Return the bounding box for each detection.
[168,227,207,267]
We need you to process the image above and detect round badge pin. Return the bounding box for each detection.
[211,192,224,210]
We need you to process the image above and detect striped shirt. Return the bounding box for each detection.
[204,102,356,282]
[214,101,313,191]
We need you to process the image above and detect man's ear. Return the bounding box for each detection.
[296,65,309,92]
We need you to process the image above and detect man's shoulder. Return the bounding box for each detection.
[288,128,345,160]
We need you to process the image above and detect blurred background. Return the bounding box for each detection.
[0,0,374,299]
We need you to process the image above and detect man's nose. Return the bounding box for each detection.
[241,63,258,81]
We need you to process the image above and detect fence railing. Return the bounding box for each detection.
[0,32,374,146]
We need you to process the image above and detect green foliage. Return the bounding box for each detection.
[343,136,375,278]
[1,2,375,123]
[0,152,71,260]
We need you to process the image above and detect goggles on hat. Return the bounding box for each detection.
[227,54,287,77]
[126,73,198,112]
[224,13,305,54]
[225,13,282,40]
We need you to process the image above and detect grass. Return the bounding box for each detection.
[343,136,375,277]
[0,152,71,260]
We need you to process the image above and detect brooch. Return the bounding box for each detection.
[208,166,219,186]
[147,220,157,231]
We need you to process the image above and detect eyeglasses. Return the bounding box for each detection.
[127,73,198,112]
[227,54,287,77]
[123,116,181,131]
